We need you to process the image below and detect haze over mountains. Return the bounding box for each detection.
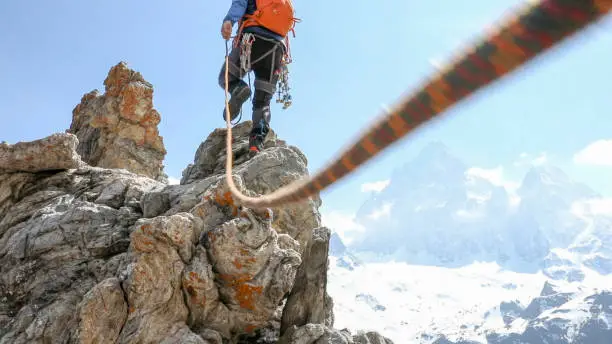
[347,142,611,276]
[325,142,612,343]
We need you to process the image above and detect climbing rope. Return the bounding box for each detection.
[224,0,611,210]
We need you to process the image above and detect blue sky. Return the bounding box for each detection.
[2,0,612,215]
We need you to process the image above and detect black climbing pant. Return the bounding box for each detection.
[218,33,285,137]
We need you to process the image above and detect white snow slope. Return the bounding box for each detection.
[327,259,612,343]
[325,142,612,343]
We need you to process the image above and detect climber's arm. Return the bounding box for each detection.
[224,0,248,26]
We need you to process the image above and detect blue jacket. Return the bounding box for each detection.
[224,0,284,42]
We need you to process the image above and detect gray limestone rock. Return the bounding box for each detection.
[1,64,393,344]
[0,133,83,173]
[281,227,334,333]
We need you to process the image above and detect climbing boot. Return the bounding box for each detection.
[249,133,265,154]
[249,107,271,155]
[222,81,251,122]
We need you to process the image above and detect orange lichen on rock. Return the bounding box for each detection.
[235,282,263,311]
[219,273,263,311]
[262,209,272,219]
[132,225,155,252]
[140,223,152,235]
[132,235,154,253]
[185,284,197,297]
[119,83,153,123]
[232,258,243,269]
[131,223,158,252]
[141,109,161,127]
[211,190,240,216]
[214,191,235,207]
[183,271,208,307]
[207,231,217,243]
[194,205,206,219]
[104,62,134,97]
[232,254,256,271]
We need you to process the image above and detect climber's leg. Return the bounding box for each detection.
[248,37,284,153]
[249,106,271,152]
[219,44,251,122]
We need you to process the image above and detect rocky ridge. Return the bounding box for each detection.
[0,62,393,344]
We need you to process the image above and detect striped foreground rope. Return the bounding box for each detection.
[223,0,611,210]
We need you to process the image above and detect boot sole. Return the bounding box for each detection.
[248,149,259,158]
[223,87,252,122]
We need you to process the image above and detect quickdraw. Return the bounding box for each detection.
[275,55,292,109]
[239,33,256,73]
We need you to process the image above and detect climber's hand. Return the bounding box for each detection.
[221,21,233,40]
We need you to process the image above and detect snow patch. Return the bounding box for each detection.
[328,261,546,343]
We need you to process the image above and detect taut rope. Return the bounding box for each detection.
[223,0,611,210]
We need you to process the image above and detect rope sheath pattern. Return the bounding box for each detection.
[224,0,611,210]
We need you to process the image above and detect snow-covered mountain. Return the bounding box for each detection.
[347,142,611,276]
[327,247,612,343]
[325,142,612,343]
[330,232,362,270]
[430,281,612,344]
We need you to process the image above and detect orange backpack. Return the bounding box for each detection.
[239,0,300,38]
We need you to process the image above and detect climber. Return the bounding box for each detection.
[218,0,298,154]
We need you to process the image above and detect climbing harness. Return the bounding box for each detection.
[225,32,287,126]
[235,32,295,111]
[222,0,611,210]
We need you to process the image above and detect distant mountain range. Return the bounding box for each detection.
[347,142,612,279]
[326,142,612,343]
